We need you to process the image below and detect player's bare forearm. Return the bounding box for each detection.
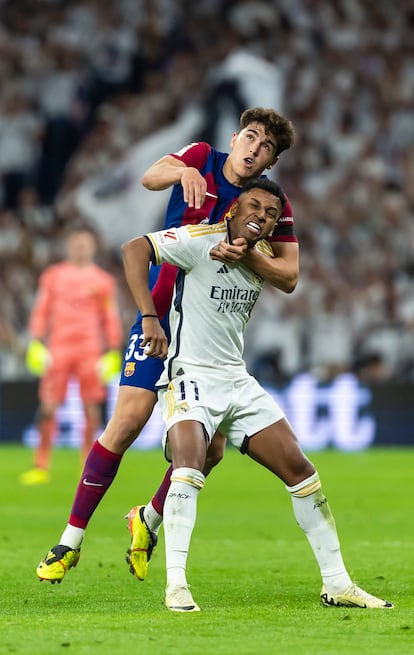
[141,155,207,208]
[121,237,168,358]
[141,156,187,190]
[121,237,156,313]
[243,242,299,293]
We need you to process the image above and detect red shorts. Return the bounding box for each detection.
[39,347,106,405]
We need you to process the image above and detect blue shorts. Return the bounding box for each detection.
[119,315,170,392]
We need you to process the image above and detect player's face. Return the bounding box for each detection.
[67,232,97,266]
[230,188,282,246]
[226,123,278,184]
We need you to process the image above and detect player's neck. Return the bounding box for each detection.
[222,157,265,187]
[222,159,244,187]
[70,260,93,268]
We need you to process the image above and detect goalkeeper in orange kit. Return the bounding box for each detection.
[20,225,123,485]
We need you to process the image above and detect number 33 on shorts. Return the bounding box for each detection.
[125,333,148,362]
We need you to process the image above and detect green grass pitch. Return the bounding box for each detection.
[1,444,413,655]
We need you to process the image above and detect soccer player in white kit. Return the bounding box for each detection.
[122,178,393,613]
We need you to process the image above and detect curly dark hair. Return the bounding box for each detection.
[239,107,295,156]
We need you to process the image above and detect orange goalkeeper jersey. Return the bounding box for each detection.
[29,261,122,356]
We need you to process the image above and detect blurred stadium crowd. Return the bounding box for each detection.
[0,0,413,384]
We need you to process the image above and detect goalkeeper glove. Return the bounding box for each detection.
[98,350,122,383]
[26,339,51,377]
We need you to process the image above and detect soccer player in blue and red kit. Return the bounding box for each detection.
[36,107,299,583]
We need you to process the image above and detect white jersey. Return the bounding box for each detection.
[146,221,274,385]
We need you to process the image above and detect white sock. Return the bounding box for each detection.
[143,501,163,535]
[59,524,85,550]
[164,467,205,590]
[286,472,352,594]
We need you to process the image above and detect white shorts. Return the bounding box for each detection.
[157,369,285,460]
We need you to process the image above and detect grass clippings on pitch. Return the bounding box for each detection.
[0,444,412,655]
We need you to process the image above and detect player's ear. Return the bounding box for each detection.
[229,132,238,149]
[266,155,279,170]
[226,200,238,220]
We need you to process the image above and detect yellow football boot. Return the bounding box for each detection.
[37,545,81,583]
[125,506,158,581]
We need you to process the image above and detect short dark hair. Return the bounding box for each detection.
[239,107,295,156]
[238,177,286,211]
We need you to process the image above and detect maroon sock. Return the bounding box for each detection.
[69,440,123,528]
[150,465,173,516]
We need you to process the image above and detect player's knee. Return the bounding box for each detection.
[112,388,156,439]
[204,447,224,475]
[282,451,316,487]
[101,410,147,451]
[204,434,226,475]
[37,405,55,422]
[83,404,101,425]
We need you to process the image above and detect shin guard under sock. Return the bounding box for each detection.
[69,440,122,529]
